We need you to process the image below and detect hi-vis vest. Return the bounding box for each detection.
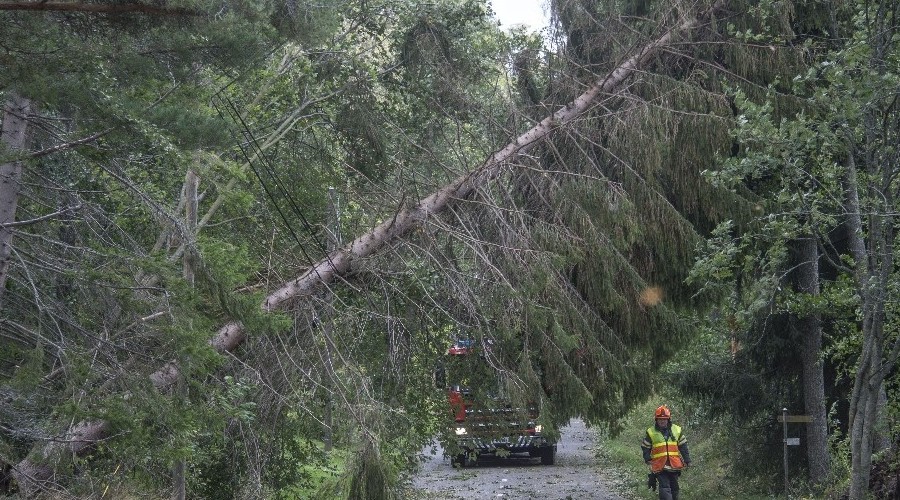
[644,424,686,473]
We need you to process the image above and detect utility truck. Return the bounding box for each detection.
[437,338,556,467]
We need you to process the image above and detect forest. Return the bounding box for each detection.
[1,0,899,498]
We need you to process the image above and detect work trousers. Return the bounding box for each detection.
[656,470,681,500]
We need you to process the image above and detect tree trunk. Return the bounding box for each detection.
[181,169,198,286]
[792,235,830,484]
[11,421,109,496]
[12,1,729,486]
[172,170,197,500]
[322,186,340,453]
[844,155,871,500]
[0,95,31,307]
[843,154,893,499]
[875,386,891,452]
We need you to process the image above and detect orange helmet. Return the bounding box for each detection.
[654,405,671,420]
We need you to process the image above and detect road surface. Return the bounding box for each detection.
[403,419,629,499]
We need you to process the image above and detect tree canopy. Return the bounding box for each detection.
[1,0,898,498]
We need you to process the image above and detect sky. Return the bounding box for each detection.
[490,0,550,33]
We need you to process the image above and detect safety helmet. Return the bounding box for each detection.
[654,405,671,420]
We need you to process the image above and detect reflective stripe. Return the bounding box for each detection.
[650,443,681,458]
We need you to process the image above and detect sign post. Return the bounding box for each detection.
[782,408,789,497]
[779,410,808,498]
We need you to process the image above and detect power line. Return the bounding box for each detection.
[211,94,322,269]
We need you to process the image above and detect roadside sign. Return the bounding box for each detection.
[778,415,813,423]
[785,438,800,446]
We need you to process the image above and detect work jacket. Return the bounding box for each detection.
[641,423,688,473]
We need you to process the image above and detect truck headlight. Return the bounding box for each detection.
[534,425,543,433]
[455,427,468,436]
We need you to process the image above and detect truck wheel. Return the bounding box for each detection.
[451,453,467,468]
[540,446,556,465]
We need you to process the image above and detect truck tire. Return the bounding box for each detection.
[452,453,477,468]
[540,446,556,465]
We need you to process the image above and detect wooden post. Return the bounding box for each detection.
[172,461,186,500]
[782,408,789,498]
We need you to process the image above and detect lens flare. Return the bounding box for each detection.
[639,286,663,306]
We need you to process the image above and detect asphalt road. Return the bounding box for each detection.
[403,418,629,499]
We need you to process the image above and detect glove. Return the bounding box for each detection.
[647,472,657,491]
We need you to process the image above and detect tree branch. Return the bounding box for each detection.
[0,205,80,228]
[0,1,200,15]
[28,129,113,159]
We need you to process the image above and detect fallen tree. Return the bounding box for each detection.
[11,0,727,491]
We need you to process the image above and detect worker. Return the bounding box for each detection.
[641,404,691,500]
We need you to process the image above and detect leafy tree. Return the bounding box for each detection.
[686,0,900,495]
[0,0,351,495]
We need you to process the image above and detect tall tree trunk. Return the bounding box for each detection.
[172,169,197,500]
[12,2,729,487]
[322,186,340,453]
[875,386,891,452]
[0,95,31,307]
[844,154,871,500]
[843,154,893,499]
[792,235,830,484]
[842,3,898,495]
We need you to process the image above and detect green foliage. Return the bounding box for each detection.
[329,440,397,500]
[6,0,899,497]
[275,443,345,499]
[683,0,900,493]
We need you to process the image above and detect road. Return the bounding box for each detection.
[402,419,629,499]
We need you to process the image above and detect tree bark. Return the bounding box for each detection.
[843,152,894,499]
[10,421,109,496]
[843,155,871,500]
[0,95,31,308]
[181,170,198,286]
[12,1,728,487]
[792,235,830,484]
